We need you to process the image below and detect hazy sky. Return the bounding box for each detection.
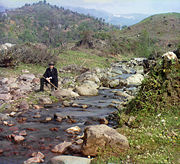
[0,0,180,14]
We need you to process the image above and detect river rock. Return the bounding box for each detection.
[76,72,100,84]
[134,66,144,74]
[83,80,99,89]
[0,93,12,101]
[82,124,129,156]
[24,152,45,164]
[76,85,98,96]
[75,139,83,145]
[126,74,144,86]
[49,155,91,164]
[0,113,10,121]
[0,78,8,85]
[19,100,29,110]
[62,101,71,107]
[39,97,52,104]
[68,144,82,154]
[19,130,27,136]
[51,141,72,154]
[0,85,10,94]
[52,89,79,98]
[33,105,43,110]
[109,79,119,88]
[99,118,108,125]
[66,126,81,134]
[14,135,25,142]
[115,91,134,101]
[19,74,35,82]
[20,82,32,92]
[9,82,19,89]
[32,78,40,84]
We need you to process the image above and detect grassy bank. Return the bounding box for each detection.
[93,58,180,164]
[0,50,116,77]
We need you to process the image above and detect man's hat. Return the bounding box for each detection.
[49,62,55,66]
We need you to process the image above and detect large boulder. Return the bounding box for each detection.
[82,81,99,89]
[52,89,79,98]
[82,124,129,156]
[76,85,98,96]
[126,74,144,86]
[76,72,100,84]
[49,155,91,164]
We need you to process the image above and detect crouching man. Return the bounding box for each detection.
[39,62,58,92]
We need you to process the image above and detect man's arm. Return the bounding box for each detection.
[54,68,58,78]
[43,68,49,78]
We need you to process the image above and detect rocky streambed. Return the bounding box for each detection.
[0,58,152,163]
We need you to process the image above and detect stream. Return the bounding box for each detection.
[0,60,142,163]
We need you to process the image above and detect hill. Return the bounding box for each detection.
[123,13,180,47]
[0,1,113,47]
[86,13,180,56]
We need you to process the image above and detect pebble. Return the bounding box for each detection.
[46,117,52,121]
[66,126,81,134]
[14,135,25,142]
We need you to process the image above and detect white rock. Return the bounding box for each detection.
[126,74,144,86]
[162,52,178,61]
[52,89,79,98]
[66,126,81,134]
[49,155,91,164]
[76,85,98,96]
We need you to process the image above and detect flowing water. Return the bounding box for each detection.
[0,65,140,163]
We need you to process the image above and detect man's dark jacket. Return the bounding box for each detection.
[43,67,58,87]
[43,68,58,80]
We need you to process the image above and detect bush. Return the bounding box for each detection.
[0,43,58,67]
[126,58,180,114]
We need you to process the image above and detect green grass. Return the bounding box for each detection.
[92,109,180,164]
[0,63,46,77]
[92,59,180,164]
[58,50,115,69]
[0,50,116,78]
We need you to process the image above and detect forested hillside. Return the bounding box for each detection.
[0,1,114,47]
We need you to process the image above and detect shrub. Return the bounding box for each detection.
[126,58,180,114]
[0,43,58,67]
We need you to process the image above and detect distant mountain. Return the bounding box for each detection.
[0,5,5,12]
[64,6,150,26]
[109,13,150,26]
[0,2,113,46]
